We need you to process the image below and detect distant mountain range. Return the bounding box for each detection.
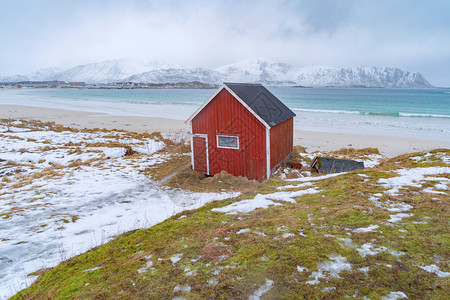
[0,58,433,88]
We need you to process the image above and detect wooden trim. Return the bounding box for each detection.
[266,127,270,179]
[190,123,194,170]
[185,84,271,129]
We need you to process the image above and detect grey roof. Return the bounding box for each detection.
[224,83,296,127]
[311,157,365,173]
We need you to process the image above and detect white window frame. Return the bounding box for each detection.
[216,134,239,149]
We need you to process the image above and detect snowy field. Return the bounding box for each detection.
[0,121,237,299]
[1,120,448,299]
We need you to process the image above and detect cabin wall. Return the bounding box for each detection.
[270,117,294,170]
[192,89,267,180]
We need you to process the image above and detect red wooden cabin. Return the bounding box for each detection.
[185,83,296,180]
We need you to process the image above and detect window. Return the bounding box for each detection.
[217,134,239,149]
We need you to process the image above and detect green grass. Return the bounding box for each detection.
[12,150,450,299]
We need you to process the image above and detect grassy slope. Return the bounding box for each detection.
[13,150,449,299]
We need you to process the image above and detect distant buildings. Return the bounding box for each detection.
[0,80,86,88]
[0,80,217,89]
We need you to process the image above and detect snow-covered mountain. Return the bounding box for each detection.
[214,59,432,88]
[57,59,171,83]
[0,58,433,88]
[127,68,223,84]
[1,59,170,83]
[214,58,298,85]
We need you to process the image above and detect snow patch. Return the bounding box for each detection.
[381,291,408,299]
[321,287,336,293]
[357,243,387,258]
[211,188,320,214]
[297,266,308,272]
[422,188,447,195]
[361,154,385,168]
[134,140,165,154]
[212,197,280,214]
[284,173,344,182]
[184,267,196,276]
[388,213,414,223]
[356,243,405,258]
[170,254,183,265]
[305,255,352,285]
[276,182,313,190]
[83,266,102,272]
[338,238,356,249]
[173,285,191,292]
[386,202,413,213]
[248,279,274,300]
[353,224,379,233]
[282,233,295,238]
[138,261,153,274]
[358,266,369,274]
[418,264,450,277]
[101,147,127,158]
[379,167,450,195]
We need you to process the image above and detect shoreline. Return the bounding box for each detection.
[1,104,449,158]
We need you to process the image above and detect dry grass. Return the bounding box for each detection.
[153,131,191,155]
[164,142,191,155]
[164,168,261,193]
[5,160,19,166]
[270,145,311,179]
[203,171,261,193]
[290,146,307,164]
[12,149,450,300]
[39,145,59,152]
[148,154,191,181]
[328,147,380,157]
[7,163,70,189]
[374,149,449,171]
[0,134,23,140]
[201,243,231,260]
[1,119,78,132]
[294,145,307,154]
[148,146,261,193]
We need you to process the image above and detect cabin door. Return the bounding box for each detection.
[192,134,209,174]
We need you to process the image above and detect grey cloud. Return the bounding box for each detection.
[0,0,449,86]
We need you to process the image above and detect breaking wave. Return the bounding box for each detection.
[291,108,360,114]
[399,112,450,118]
[292,108,450,119]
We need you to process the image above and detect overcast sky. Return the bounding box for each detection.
[1,0,449,86]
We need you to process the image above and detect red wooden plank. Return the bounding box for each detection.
[270,117,294,170]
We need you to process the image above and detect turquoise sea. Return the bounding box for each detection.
[1,87,449,141]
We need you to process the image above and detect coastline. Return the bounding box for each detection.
[1,104,449,158]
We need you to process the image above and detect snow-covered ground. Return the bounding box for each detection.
[0,123,237,299]
[1,121,448,299]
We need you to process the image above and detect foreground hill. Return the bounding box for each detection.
[0,119,243,299]
[11,138,449,299]
[0,58,433,88]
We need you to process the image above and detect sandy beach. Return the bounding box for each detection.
[1,104,449,157]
